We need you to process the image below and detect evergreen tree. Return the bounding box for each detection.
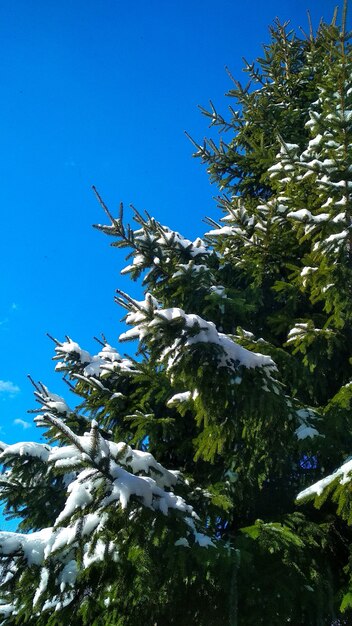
[0,5,351,625]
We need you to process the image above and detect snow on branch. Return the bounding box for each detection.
[0,413,211,616]
[297,456,352,503]
[94,197,213,284]
[28,380,72,418]
[52,337,137,380]
[118,292,276,375]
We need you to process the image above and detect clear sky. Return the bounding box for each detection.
[0,0,347,528]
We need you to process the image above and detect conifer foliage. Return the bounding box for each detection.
[0,5,352,625]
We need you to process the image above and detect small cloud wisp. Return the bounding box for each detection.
[13,418,31,430]
[0,380,20,394]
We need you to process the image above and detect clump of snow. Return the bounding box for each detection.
[33,568,50,605]
[286,323,309,343]
[34,385,72,416]
[295,424,320,440]
[120,294,276,377]
[167,391,192,407]
[205,225,240,237]
[54,339,136,380]
[297,457,352,502]
[0,528,52,566]
[83,538,118,569]
[175,537,190,548]
[0,442,51,463]
[287,322,333,346]
[194,532,215,548]
[58,560,78,592]
[0,604,16,618]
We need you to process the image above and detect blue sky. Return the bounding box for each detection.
[0,0,347,527]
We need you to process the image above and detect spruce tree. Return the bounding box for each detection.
[0,5,351,625]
